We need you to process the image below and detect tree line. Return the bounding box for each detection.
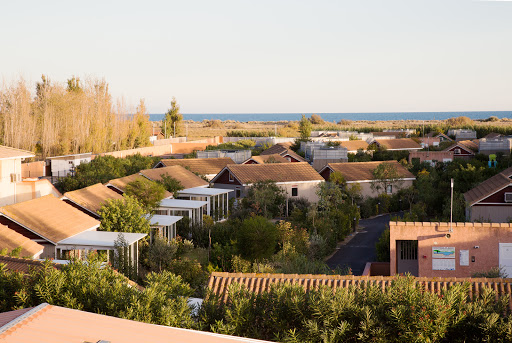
[0,76,152,158]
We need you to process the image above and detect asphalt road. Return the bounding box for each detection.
[327,214,391,276]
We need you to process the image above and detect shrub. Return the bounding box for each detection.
[375,227,390,262]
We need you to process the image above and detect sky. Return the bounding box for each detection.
[1,0,511,114]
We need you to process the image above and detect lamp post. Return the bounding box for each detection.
[450,178,454,234]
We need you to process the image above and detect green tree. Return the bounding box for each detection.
[237,216,278,261]
[125,178,167,212]
[370,162,404,195]
[130,99,151,148]
[242,180,286,218]
[375,227,390,262]
[162,97,183,138]
[298,114,312,140]
[98,196,150,233]
[157,173,184,195]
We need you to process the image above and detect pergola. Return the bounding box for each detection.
[157,199,208,226]
[177,187,232,221]
[147,214,182,241]
[56,231,146,274]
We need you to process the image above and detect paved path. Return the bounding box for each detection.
[327,214,391,276]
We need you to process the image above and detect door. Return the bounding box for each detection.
[499,243,512,277]
[397,240,419,276]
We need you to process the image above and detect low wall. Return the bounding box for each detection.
[362,262,390,276]
[21,161,45,178]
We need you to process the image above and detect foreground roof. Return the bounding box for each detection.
[322,161,415,182]
[141,165,208,189]
[208,272,512,306]
[374,138,422,150]
[0,303,271,343]
[0,255,61,274]
[464,167,512,205]
[158,157,235,175]
[63,183,124,215]
[0,195,100,244]
[217,162,324,185]
[0,225,44,258]
[0,146,34,160]
[58,231,147,248]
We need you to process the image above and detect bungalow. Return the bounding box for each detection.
[0,195,146,270]
[260,143,306,162]
[62,183,124,219]
[478,136,512,156]
[0,145,61,207]
[371,138,422,152]
[154,157,235,180]
[408,151,454,166]
[447,129,477,141]
[0,303,271,343]
[419,136,440,148]
[443,140,478,159]
[425,132,452,143]
[210,162,324,203]
[390,221,512,278]
[0,224,44,258]
[46,152,92,178]
[242,154,290,164]
[318,161,415,198]
[464,167,512,222]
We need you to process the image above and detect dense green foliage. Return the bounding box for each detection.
[237,216,278,260]
[125,177,167,212]
[0,257,195,328]
[56,154,160,192]
[225,130,276,137]
[156,173,185,195]
[241,180,287,218]
[98,196,150,233]
[299,114,313,141]
[376,227,390,262]
[200,276,512,342]
[205,139,256,151]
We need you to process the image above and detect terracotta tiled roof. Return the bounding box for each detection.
[207,272,512,307]
[244,154,290,164]
[222,162,323,184]
[141,165,208,189]
[459,140,479,151]
[260,144,306,162]
[0,195,100,244]
[0,303,270,342]
[63,183,124,215]
[464,167,512,205]
[0,307,32,327]
[323,161,415,182]
[0,225,44,258]
[484,132,503,139]
[0,146,34,160]
[107,174,173,198]
[158,157,235,175]
[0,255,62,274]
[339,140,369,152]
[374,138,422,150]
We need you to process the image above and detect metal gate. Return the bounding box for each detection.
[397,240,419,276]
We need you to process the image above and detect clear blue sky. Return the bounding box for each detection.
[1,0,511,114]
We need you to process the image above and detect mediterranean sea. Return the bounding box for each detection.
[149,111,512,122]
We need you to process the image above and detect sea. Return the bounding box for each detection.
[149,111,512,122]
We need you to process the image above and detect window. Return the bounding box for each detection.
[228,172,234,182]
[386,184,392,194]
[454,148,461,155]
[235,188,241,198]
[505,193,512,203]
[291,187,298,197]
